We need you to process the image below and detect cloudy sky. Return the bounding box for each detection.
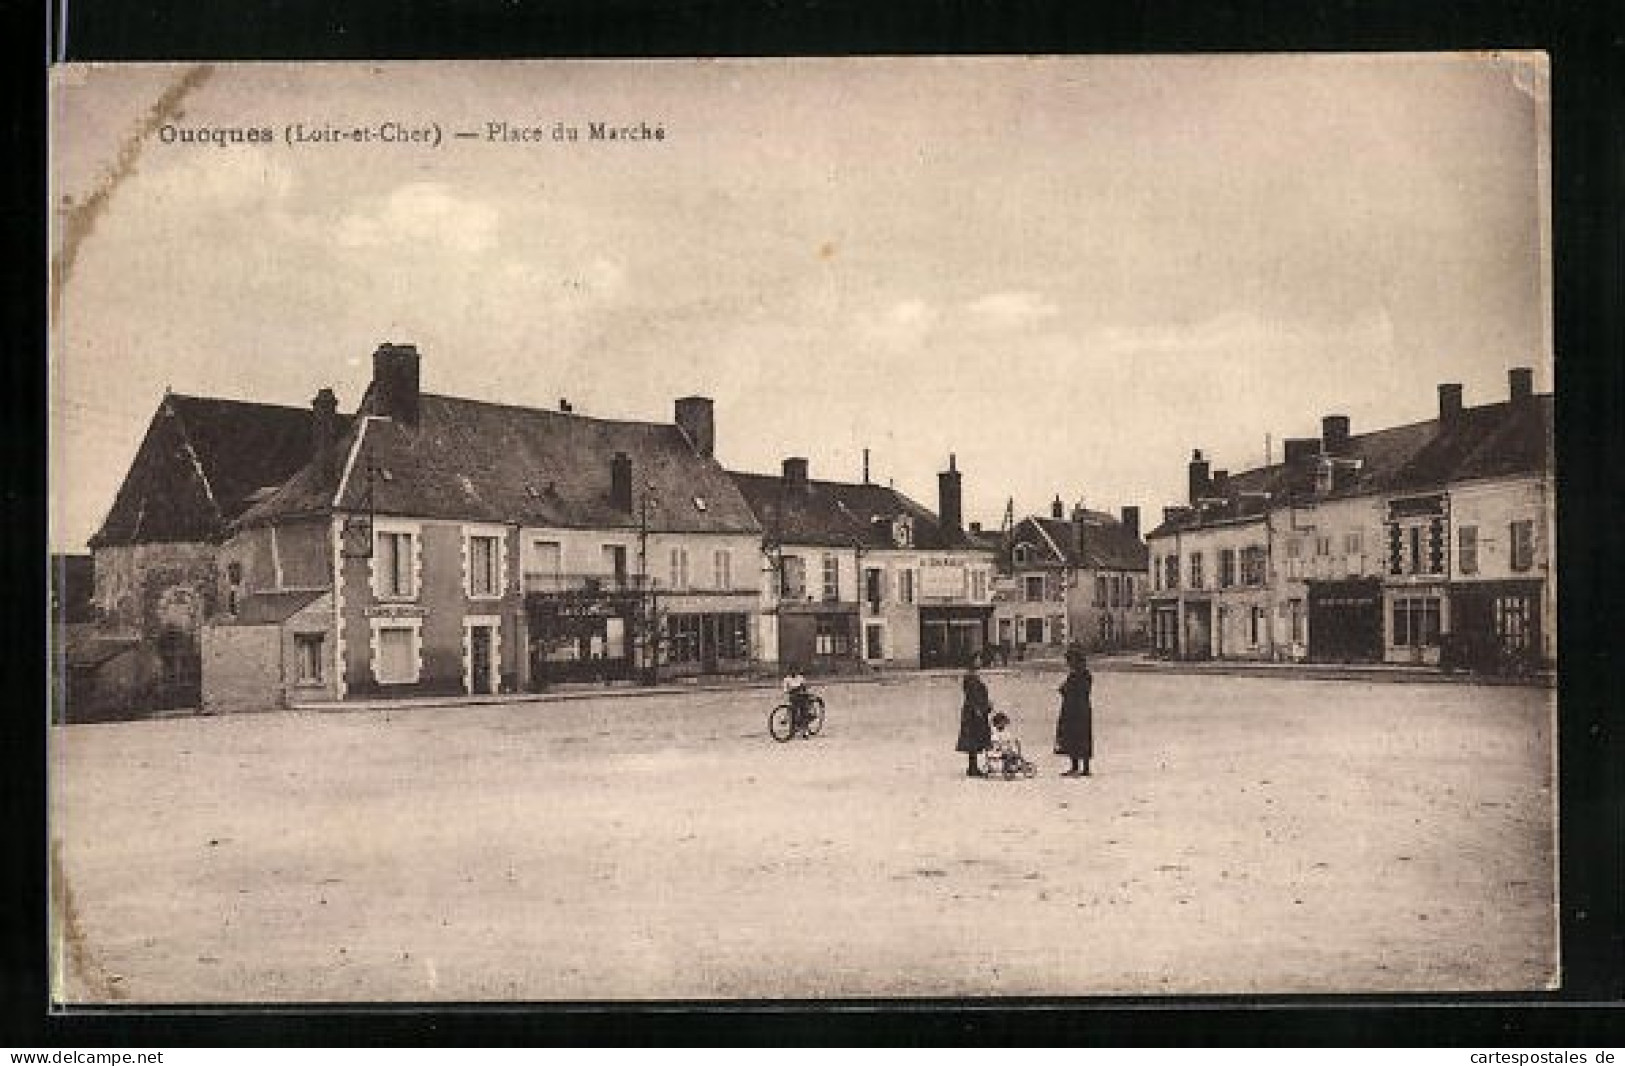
[49,55,1549,551]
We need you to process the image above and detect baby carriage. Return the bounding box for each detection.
[979,711,1038,780]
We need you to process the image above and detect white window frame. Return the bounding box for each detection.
[669,546,690,590]
[371,519,422,601]
[370,617,423,685]
[714,548,732,590]
[293,631,326,686]
[899,568,916,604]
[463,524,507,601]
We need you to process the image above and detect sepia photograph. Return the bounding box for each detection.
[47,54,1557,1003]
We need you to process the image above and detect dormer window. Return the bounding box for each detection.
[1013,543,1033,565]
[693,495,708,512]
[891,515,914,548]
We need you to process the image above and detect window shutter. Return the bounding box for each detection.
[1427,518,1446,574]
[1387,524,1403,575]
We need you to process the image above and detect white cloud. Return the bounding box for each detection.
[336,182,499,256]
[966,290,1060,328]
[858,298,941,350]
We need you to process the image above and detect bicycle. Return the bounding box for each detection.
[768,692,825,742]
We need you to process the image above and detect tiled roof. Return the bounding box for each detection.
[91,394,353,548]
[242,393,761,534]
[728,472,982,551]
[1146,395,1552,539]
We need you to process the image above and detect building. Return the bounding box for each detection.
[992,500,1150,658]
[198,342,763,710]
[83,392,351,713]
[1144,368,1553,671]
[729,454,998,672]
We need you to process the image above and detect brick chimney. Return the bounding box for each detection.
[1283,438,1319,465]
[312,387,339,486]
[1322,414,1351,456]
[1187,449,1210,504]
[610,452,633,512]
[1051,495,1065,520]
[1120,505,1140,540]
[1509,366,1534,404]
[371,343,421,426]
[938,454,963,535]
[1438,383,1464,425]
[675,396,714,458]
[782,456,809,490]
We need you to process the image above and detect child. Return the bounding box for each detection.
[988,711,1027,776]
[782,665,811,726]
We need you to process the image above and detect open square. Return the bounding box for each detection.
[50,668,1557,1001]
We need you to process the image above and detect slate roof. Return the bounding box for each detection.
[1146,395,1553,540]
[1009,514,1149,571]
[216,589,329,626]
[241,393,761,535]
[91,394,353,548]
[728,472,986,551]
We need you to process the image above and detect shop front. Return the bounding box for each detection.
[1151,598,1180,658]
[1445,579,1545,674]
[776,602,860,675]
[1306,577,1383,664]
[919,605,991,668]
[525,591,640,687]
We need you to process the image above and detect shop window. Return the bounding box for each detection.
[718,614,749,659]
[295,633,325,684]
[1494,596,1531,650]
[1458,526,1479,575]
[814,616,851,656]
[375,626,418,684]
[667,615,701,664]
[1392,596,1441,647]
[1510,520,1535,572]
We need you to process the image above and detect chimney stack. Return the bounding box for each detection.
[782,456,809,490]
[1187,449,1211,505]
[1322,414,1351,456]
[1438,383,1464,424]
[1509,366,1534,404]
[938,454,963,535]
[1051,495,1065,520]
[371,343,421,426]
[312,387,339,485]
[559,398,573,413]
[674,396,715,458]
[1211,469,1230,498]
[862,448,870,485]
[1120,505,1140,540]
[610,452,633,512]
[1284,438,1319,465]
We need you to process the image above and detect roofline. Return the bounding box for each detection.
[419,391,691,432]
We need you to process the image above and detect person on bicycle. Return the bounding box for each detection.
[782,664,812,728]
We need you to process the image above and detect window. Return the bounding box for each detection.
[1494,596,1531,650]
[714,549,732,590]
[717,614,750,660]
[1219,549,1236,588]
[375,530,416,598]
[1458,525,1479,575]
[899,568,915,604]
[865,623,884,660]
[1024,617,1045,644]
[603,544,628,584]
[1288,599,1304,643]
[295,633,325,684]
[1285,538,1301,559]
[781,555,807,599]
[1315,535,1331,558]
[1249,606,1264,646]
[970,569,988,601]
[529,539,561,583]
[467,534,501,598]
[666,614,700,663]
[1013,544,1033,564]
[1189,552,1205,590]
[821,554,841,602]
[669,547,690,590]
[1510,520,1535,572]
[1344,531,1364,558]
[815,616,851,656]
[864,567,883,608]
[1392,596,1442,647]
[1151,556,1161,591]
[1406,526,1423,574]
[1165,555,1179,589]
[375,626,418,684]
[1025,575,1045,603]
[1240,546,1266,586]
[1094,575,1107,607]
[226,561,243,614]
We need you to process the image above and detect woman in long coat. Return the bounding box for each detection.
[955,652,993,777]
[1055,644,1094,777]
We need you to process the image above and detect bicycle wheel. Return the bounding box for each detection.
[768,704,795,742]
[803,697,826,737]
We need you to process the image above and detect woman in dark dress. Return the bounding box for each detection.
[1055,643,1094,777]
[955,652,993,777]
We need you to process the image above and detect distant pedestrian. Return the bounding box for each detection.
[1055,643,1094,777]
[955,651,993,777]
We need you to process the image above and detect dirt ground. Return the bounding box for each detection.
[49,669,1557,1002]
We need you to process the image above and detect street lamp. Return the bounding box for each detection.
[636,481,661,685]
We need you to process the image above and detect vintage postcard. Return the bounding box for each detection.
[48,55,1556,1002]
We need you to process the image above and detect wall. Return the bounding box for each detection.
[201,624,282,714]
[91,541,219,710]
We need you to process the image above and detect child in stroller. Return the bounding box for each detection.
[983,711,1037,779]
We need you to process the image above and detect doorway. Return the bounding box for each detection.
[468,624,496,694]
